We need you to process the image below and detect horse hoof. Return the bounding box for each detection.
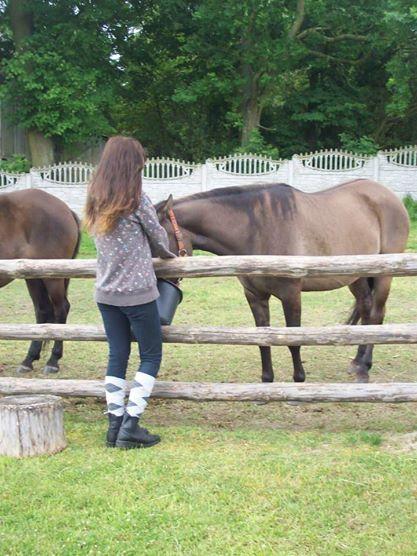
[43,365,59,375]
[348,361,361,375]
[356,372,369,383]
[16,364,33,374]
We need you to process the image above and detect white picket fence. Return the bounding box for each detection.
[1,147,417,215]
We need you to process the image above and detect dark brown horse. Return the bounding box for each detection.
[0,189,81,374]
[156,179,409,383]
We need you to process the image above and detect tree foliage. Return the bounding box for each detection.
[1,0,416,161]
[1,0,128,157]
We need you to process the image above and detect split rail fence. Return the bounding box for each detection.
[0,254,417,403]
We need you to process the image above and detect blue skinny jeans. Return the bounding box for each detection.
[97,301,162,380]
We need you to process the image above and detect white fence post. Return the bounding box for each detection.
[288,157,295,186]
[201,161,208,192]
[373,153,381,182]
[205,159,216,191]
[28,169,35,188]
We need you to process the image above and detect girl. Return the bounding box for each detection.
[84,136,176,449]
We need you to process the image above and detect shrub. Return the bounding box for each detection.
[0,154,31,173]
[338,133,379,155]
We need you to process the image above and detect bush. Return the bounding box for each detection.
[403,194,417,221]
[236,129,280,158]
[338,133,379,155]
[0,154,31,173]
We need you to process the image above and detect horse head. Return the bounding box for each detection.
[155,194,194,258]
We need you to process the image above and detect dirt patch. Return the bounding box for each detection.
[62,396,417,435]
[383,432,417,453]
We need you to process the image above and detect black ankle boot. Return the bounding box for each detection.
[115,414,161,449]
[106,413,124,447]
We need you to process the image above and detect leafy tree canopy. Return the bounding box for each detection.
[1,0,416,162]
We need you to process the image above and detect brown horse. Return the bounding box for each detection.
[0,189,81,374]
[156,179,409,383]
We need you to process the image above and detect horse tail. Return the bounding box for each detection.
[65,210,82,294]
[70,210,82,259]
[346,278,375,325]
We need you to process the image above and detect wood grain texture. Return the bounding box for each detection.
[1,378,417,403]
[0,253,416,279]
[0,395,66,457]
[0,323,416,346]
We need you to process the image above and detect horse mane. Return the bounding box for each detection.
[181,182,292,203]
[154,183,296,219]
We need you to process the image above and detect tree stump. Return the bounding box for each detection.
[0,395,66,457]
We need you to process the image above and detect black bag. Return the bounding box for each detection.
[156,279,183,325]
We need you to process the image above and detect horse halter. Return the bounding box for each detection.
[168,207,188,257]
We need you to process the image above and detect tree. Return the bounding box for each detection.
[376,0,417,145]
[1,0,128,165]
[119,0,395,156]
[5,0,54,164]
[116,0,235,160]
[177,0,393,151]
[1,0,417,162]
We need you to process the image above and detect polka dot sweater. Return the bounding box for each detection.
[94,193,176,306]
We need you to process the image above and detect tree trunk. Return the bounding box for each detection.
[8,0,33,45]
[27,130,55,166]
[241,96,262,147]
[8,0,55,165]
[0,395,66,457]
[240,67,263,148]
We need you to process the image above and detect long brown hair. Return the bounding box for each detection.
[84,136,146,234]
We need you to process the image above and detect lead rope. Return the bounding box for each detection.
[168,207,188,284]
[168,208,188,258]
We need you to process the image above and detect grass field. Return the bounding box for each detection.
[0,221,416,555]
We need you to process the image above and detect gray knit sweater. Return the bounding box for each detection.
[94,192,175,306]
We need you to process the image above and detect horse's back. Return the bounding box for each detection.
[0,189,80,259]
[307,179,409,254]
[3,188,72,211]
[244,180,409,291]
[246,180,388,254]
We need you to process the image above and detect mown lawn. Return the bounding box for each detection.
[0,219,416,555]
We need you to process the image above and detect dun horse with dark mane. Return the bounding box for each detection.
[0,189,80,373]
[156,179,409,383]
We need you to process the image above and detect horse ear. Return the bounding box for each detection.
[163,194,174,213]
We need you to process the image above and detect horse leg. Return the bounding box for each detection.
[347,278,373,382]
[42,279,71,374]
[353,277,392,383]
[243,289,274,382]
[18,279,52,373]
[280,283,306,383]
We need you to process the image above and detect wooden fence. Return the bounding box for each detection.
[0,254,416,403]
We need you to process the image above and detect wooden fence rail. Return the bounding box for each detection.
[1,378,417,403]
[1,323,417,346]
[0,254,417,279]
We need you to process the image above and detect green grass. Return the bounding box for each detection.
[78,231,96,258]
[404,195,417,221]
[1,418,416,555]
[407,220,417,252]
[0,219,416,555]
